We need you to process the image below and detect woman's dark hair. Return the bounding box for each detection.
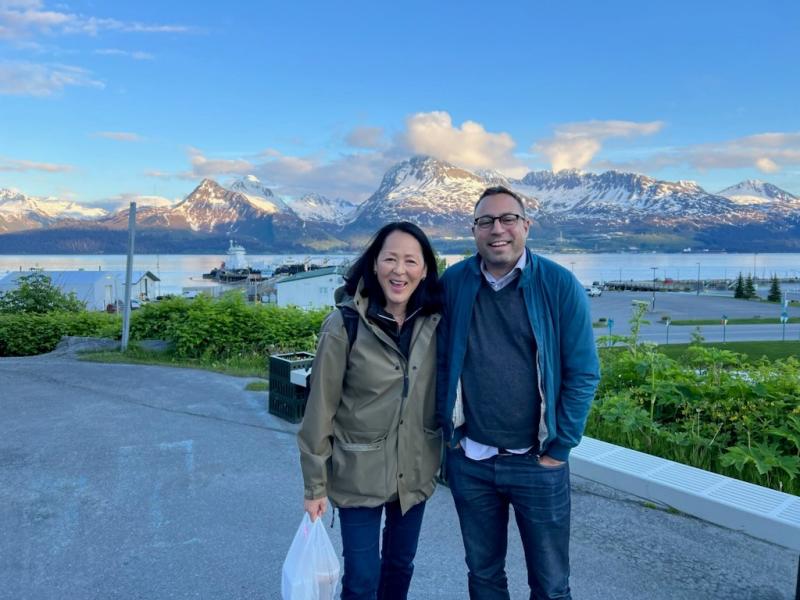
[344,221,441,314]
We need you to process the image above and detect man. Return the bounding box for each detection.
[436,185,600,599]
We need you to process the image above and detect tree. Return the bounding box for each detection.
[0,272,85,314]
[767,274,782,303]
[734,272,745,299]
[744,274,757,299]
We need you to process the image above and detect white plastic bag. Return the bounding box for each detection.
[281,513,341,600]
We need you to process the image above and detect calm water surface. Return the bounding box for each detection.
[1,252,799,296]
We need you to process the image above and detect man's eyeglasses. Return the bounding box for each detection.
[473,213,525,230]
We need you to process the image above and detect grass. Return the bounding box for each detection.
[654,340,800,362]
[245,381,269,392]
[669,317,800,326]
[79,345,267,378]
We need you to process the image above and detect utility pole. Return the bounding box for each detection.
[696,262,701,296]
[121,202,137,352]
[651,266,657,310]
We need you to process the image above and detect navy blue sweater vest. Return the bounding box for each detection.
[461,279,540,449]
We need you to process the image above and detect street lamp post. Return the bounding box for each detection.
[651,266,657,310]
[696,262,701,296]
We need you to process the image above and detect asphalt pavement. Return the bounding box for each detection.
[1,351,797,599]
[589,291,800,344]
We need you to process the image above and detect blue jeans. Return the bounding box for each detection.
[446,447,572,600]
[338,499,426,600]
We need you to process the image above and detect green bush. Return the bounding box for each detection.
[0,312,121,356]
[129,293,328,360]
[593,304,800,495]
[0,272,85,314]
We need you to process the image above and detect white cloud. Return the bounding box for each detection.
[532,120,665,172]
[186,147,254,179]
[144,170,172,179]
[94,48,154,60]
[161,112,538,201]
[345,126,385,149]
[600,131,800,176]
[0,155,74,172]
[175,147,394,203]
[686,132,800,173]
[400,111,528,177]
[98,192,177,212]
[0,60,103,95]
[754,157,779,173]
[92,131,144,142]
[0,1,190,40]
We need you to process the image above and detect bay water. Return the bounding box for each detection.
[1,252,799,297]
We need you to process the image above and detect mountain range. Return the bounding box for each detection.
[1,156,799,253]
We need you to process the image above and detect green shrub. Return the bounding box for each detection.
[592,305,800,494]
[129,294,328,360]
[0,272,85,314]
[0,312,121,356]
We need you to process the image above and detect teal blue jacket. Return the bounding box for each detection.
[436,249,600,461]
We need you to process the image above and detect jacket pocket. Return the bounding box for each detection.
[416,427,443,485]
[330,429,390,501]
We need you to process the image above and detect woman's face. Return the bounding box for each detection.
[374,230,427,317]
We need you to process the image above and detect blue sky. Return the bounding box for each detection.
[1,0,799,209]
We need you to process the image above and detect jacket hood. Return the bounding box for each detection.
[334,280,369,319]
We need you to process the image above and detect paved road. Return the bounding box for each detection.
[589,291,800,344]
[1,354,797,599]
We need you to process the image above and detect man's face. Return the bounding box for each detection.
[472,193,529,277]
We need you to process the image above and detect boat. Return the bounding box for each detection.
[202,240,263,283]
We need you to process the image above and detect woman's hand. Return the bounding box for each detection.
[304,498,328,522]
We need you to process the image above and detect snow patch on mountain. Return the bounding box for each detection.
[289,193,357,223]
[514,170,735,223]
[717,180,800,206]
[351,156,538,230]
[228,175,291,214]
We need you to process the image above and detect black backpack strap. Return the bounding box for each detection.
[338,306,359,354]
[305,306,359,400]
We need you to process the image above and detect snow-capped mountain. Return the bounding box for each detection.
[717,180,800,209]
[0,188,107,233]
[514,170,737,225]
[348,155,538,233]
[289,193,357,224]
[170,178,279,232]
[228,175,292,214]
[2,162,800,252]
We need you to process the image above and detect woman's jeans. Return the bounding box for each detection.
[447,446,572,600]
[338,499,426,600]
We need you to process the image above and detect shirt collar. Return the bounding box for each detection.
[480,251,526,290]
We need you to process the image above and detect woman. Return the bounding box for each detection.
[298,221,442,600]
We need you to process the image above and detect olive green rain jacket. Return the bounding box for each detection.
[298,284,441,514]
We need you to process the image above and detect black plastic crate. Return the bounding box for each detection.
[268,352,315,423]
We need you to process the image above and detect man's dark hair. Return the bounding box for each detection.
[344,221,442,314]
[475,185,526,216]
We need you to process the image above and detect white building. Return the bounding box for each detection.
[0,270,160,311]
[274,266,346,309]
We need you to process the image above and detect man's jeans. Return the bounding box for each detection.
[338,500,426,600]
[446,446,572,600]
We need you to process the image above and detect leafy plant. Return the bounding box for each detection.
[0,272,85,314]
[590,305,800,495]
[0,311,120,356]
